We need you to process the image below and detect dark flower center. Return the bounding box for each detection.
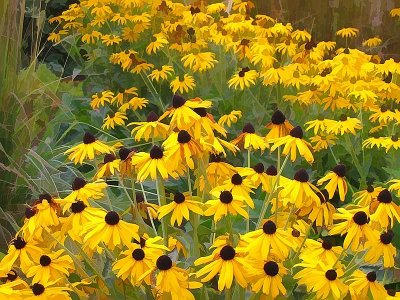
[193,107,207,117]
[105,211,120,225]
[134,237,147,248]
[132,248,145,261]
[290,126,303,138]
[367,185,374,193]
[177,130,191,143]
[294,169,309,182]
[339,114,348,122]
[242,123,255,133]
[265,165,277,176]
[150,145,164,159]
[322,240,332,250]
[263,220,277,234]
[367,271,376,282]
[325,269,337,281]
[386,289,396,296]
[343,48,350,54]
[220,191,233,204]
[210,154,222,163]
[377,189,392,203]
[147,111,159,122]
[318,190,329,203]
[353,211,369,225]
[83,132,96,144]
[384,72,392,83]
[172,94,186,108]
[72,177,87,190]
[156,255,172,270]
[380,230,394,244]
[392,135,398,142]
[40,255,51,266]
[305,40,317,50]
[71,201,86,213]
[32,283,45,296]
[220,245,235,260]
[333,164,346,177]
[253,163,264,173]
[231,173,243,185]
[238,70,246,77]
[271,110,286,125]
[25,207,36,219]
[292,229,300,237]
[103,153,116,164]
[13,237,26,249]
[174,192,185,204]
[119,147,132,160]
[380,105,388,113]
[38,193,52,203]
[135,193,145,203]
[263,261,279,276]
[6,270,17,281]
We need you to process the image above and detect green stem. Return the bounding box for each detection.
[246,148,251,232]
[225,288,232,300]
[139,182,157,235]
[344,134,366,188]
[292,222,312,261]
[140,73,165,112]
[156,176,167,245]
[226,214,234,243]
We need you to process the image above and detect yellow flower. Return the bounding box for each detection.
[317,164,348,201]
[203,190,249,222]
[93,154,121,180]
[370,189,400,228]
[270,126,314,164]
[228,67,258,90]
[20,281,72,300]
[218,110,242,127]
[170,74,196,94]
[64,132,114,165]
[388,179,400,197]
[102,111,128,130]
[291,29,312,42]
[90,91,114,109]
[309,134,338,152]
[347,270,387,299]
[325,115,362,135]
[146,33,168,54]
[298,190,336,227]
[181,52,217,72]
[231,123,268,151]
[265,110,294,140]
[47,30,69,43]
[148,65,174,82]
[354,185,384,206]
[158,192,203,226]
[336,27,359,38]
[129,111,169,142]
[101,34,122,46]
[390,8,400,17]
[363,37,382,47]
[364,230,396,268]
[300,238,343,265]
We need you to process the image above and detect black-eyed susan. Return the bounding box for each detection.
[363,37,382,47]
[157,192,203,226]
[354,185,384,206]
[347,270,387,299]
[131,145,179,182]
[198,155,236,189]
[270,126,314,164]
[317,164,348,201]
[242,220,294,260]
[90,91,114,109]
[163,130,203,170]
[305,118,328,135]
[236,163,271,189]
[93,154,121,180]
[388,179,400,197]
[195,245,250,291]
[25,250,74,283]
[146,33,168,54]
[325,115,362,135]
[119,96,149,112]
[181,52,217,72]
[82,209,140,250]
[101,34,122,46]
[310,134,338,152]
[228,67,258,90]
[129,111,169,142]
[57,177,107,212]
[168,236,188,258]
[111,86,138,106]
[102,111,128,130]
[231,123,268,151]
[118,147,136,177]
[190,107,227,141]
[265,110,294,140]
[248,260,287,298]
[300,238,343,265]
[364,230,396,268]
[64,132,114,165]
[133,192,159,222]
[170,74,196,94]
[203,190,249,222]
[148,65,174,82]
[279,169,321,209]
[370,189,400,228]
[330,207,375,251]
[218,110,242,128]
[20,281,72,300]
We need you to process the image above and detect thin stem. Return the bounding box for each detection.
[283,204,296,230]
[140,182,158,236]
[156,176,168,245]
[246,148,251,232]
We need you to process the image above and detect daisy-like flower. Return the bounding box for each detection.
[370,189,400,228]
[242,220,294,260]
[0,237,42,274]
[364,230,396,268]
[119,97,149,112]
[388,179,400,197]
[129,111,169,142]
[336,27,359,38]
[265,110,294,140]
[305,118,328,135]
[279,169,321,209]
[131,145,179,182]
[218,110,242,128]
[56,177,107,212]
[317,164,348,201]
[101,34,122,46]
[170,74,196,94]
[113,241,168,286]
[195,244,250,291]
[64,132,114,165]
[300,238,343,265]
[146,33,168,54]
[354,185,384,206]
[347,270,387,299]
[369,106,400,124]
[203,190,249,222]
[231,123,268,151]
[82,209,140,250]
[102,111,128,130]
[330,207,375,251]
[181,52,217,72]
[25,250,74,283]
[148,65,174,82]
[157,192,203,226]
[20,281,72,300]
[298,189,336,227]
[228,67,258,90]
[248,259,287,298]
[93,154,121,180]
[118,147,136,177]
[236,163,274,189]
[163,130,203,170]
[133,193,159,222]
[325,115,362,135]
[111,87,138,106]
[310,134,338,152]
[294,262,348,300]
[363,37,382,47]
[190,107,227,140]
[0,278,26,298]
[199,155,236,189]
[270,126,314,164]
[90,91,114,109]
